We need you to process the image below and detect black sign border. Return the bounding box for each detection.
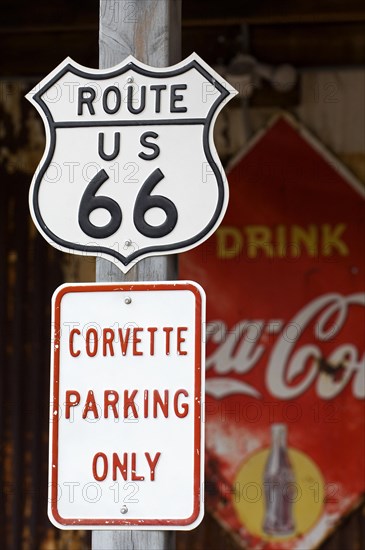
[30,57,230,268]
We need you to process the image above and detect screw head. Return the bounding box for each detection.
[124,297,132,305]
[125,239,132,247]
[120,505,128,514]
[127,77,134,83]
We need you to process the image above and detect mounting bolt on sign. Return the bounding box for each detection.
[26,54,237,273]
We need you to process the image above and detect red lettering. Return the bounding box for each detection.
[86,328,98,357]
[153,390,169,418]
[174,389,189,418]
[118,328,130,355]
[104,390,119,418]
[65,390,80,419]
[131,452,144,481]
[145,452,161,481]
[82,390,99,419]
[113,452,128,481]
[163,327,173,354]
[124,389,138,418]
[144,389,149,418]
[147,327,157,355]
[69,329,81,357]
[93,452,108,481]
[133,327,143,355]
[103,328,115,356]
[177,327,188,355]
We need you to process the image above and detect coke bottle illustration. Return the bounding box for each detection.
[263,423,296,536]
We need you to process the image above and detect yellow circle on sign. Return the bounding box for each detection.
[232,448,324,540]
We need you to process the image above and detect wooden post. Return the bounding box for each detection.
[92,0,180,548]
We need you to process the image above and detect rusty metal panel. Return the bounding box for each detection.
[0,82,90,549]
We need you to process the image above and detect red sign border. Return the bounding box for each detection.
[49,281,204,529]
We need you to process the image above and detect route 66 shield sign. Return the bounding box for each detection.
[26,54,237,272]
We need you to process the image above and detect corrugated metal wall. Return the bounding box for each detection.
[0,85,90,549]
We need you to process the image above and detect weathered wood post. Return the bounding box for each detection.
[92,0,180,548]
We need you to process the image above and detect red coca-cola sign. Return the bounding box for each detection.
[180,115,365,549]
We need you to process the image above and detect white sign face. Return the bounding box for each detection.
[26,54,237,272]
[49,282,205,530]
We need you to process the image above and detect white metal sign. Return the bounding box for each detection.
[26,54,237,272]
[49,282,205,529]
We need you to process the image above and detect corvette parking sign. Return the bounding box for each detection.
[48,282,205,529]
[26,54,236,272]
